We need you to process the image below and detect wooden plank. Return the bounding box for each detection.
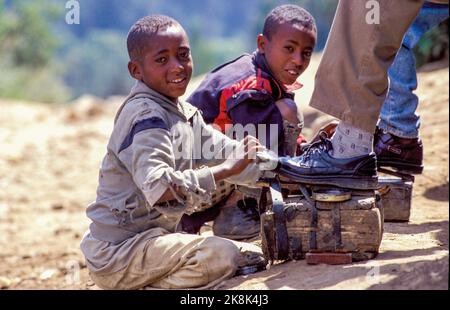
[378,178,413,222]
[306,252,353,265]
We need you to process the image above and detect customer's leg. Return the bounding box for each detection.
[276,0,425,189]
[378,3,449,138]
[310,0,424,133]
[374,3,448,173]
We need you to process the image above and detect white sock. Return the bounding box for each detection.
[330,122,373,159]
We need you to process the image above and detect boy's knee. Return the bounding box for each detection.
[200,237,266,277]
[275,99,301,124]
[203,236,241,260]
[89,269,128,290]
[200,236,241,275]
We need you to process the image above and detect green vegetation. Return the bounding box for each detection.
[0,0,70,103]
[414,19,449,68]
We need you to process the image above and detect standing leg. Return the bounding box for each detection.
[378,2,449,139]
[278,0,425,189]
[374,2,448,173]
[310,0,425,133]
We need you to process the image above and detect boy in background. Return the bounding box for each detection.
[186,4,317,240]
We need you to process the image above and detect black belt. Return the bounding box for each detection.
[269,179,289,261]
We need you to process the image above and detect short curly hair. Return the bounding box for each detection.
[263,4,317,40]
[127,15,180,61]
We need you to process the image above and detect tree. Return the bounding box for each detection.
[0,0,70,103]
[414,19,449,68]
[0,0,60,68]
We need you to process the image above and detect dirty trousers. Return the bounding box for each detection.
[85,228,262,290]
[310,0,425,133]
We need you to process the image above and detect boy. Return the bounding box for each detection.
[186,4,317,239]
[188,4,316,156]
[80,15,266,290]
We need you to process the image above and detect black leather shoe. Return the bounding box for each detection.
[278,136,378,190]
[178,203,221,234]
[213,195,260,240]
[235,251,267,276]
[374,128,423,174]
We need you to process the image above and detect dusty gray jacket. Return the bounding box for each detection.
[84,81,262,244]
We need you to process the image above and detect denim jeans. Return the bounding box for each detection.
[378,2,449,139]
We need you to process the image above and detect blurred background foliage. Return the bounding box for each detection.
[0,0,70,102]
[414,18,449,67]
[0,0,447,103]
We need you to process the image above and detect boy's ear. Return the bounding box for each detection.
[257,34,267,54]
[128,60,143,81]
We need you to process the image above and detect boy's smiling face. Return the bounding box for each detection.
[128,24,193,103]
[257,23,316,86]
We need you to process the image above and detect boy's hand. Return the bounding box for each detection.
[211,135,264,181]
[224,135,263,175]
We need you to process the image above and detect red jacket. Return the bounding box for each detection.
[187,51,302,155]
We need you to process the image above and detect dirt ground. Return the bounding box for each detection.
[0,55,448,290]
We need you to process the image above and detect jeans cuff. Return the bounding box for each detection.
[377,121,419,139]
